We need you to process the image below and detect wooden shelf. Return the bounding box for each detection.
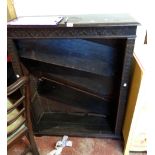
[17,39,119,77]
[37,78,112,115]
[22,58,115,99]
[31,93,114,137]
[33,114,114,138]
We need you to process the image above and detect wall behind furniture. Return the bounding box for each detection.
[13,0,151,27]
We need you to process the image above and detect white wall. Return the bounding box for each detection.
[13,0,132,15]
[13,0,152,27]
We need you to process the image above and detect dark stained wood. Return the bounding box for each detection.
[31,94,114,138]
[37,78,112,115]
[21,58,115,100]
[115,38,136,134]
[8,26,137,39]
[7,39,23,76]
[17,39,119,77]
[7,76,39,155]
[7,14,139,27]
[35,113,114,138]
[7,14,138,139]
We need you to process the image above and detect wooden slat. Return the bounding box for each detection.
[7,76,28,95]
[7,108,25,125]
[7,118,26,136]
[37,79,111,115]
[7,127,27,148]
[42,76,111,102]
[7,96,25,113]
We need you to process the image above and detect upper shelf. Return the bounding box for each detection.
[17,39,119,77]
[7,14,139,28]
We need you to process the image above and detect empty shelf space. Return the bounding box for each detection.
[22,58,116,98]
[34,113,113,137]
[31,92,114,137]
[17,39,119,76]
[37,78,112,115]
[32,92,111,117]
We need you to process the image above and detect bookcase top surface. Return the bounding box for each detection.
[7,14,139,28]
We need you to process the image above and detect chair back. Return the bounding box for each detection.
[7,76,29,147]
[7,76,39,155]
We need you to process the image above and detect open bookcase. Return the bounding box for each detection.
[7,14,138,138]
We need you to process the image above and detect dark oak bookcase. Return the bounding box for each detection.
[7,14,138,138]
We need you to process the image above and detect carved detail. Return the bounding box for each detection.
[8,26,137,39]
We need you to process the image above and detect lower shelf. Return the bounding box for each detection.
[30,74,118,138]
[22,58,115,98]
[33,123,119,139]
[31,93,116,138]
[32,112,117,138]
